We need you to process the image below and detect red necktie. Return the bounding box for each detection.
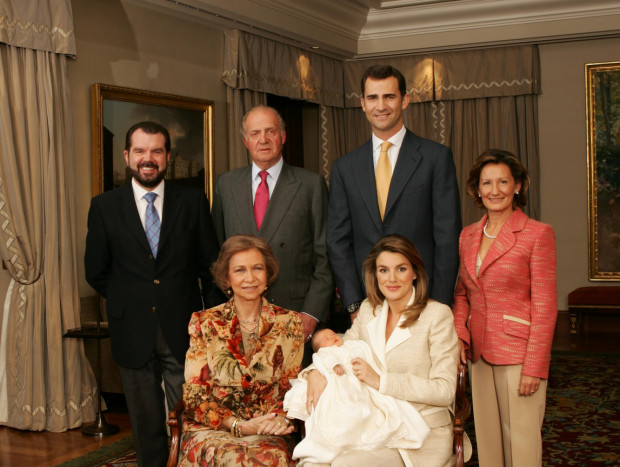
[254,170,269,230]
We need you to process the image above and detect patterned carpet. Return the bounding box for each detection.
[60,352,620,466]
[465,352,620,466]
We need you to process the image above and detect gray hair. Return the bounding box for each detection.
[240,105,286,138]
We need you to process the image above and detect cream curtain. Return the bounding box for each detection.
[0,0,76,55]
[0,0,97,431]
[400,96,540,226]
[222,29,344,107]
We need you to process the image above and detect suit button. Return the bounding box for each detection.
[154,279,160,285]
[152,307,157,313]
[280,242,285,248]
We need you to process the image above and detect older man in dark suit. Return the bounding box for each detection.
[328,65,461,319]
[211,105,332,346]
[85,121,220,467]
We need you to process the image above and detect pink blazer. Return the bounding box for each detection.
[453,209,557,379]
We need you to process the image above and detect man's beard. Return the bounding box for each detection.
[129,162,167,188]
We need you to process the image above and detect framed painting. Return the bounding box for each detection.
[586,61,620,280]
[90,84,214,201]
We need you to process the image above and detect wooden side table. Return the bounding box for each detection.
[63,324,120,436]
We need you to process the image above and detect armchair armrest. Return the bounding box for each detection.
[167,399,185,467]
[453,365,471,467]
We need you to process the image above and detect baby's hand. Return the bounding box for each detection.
[333,364,345,376]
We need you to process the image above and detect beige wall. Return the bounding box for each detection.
[68,0,228,296]
[538,37,620,309]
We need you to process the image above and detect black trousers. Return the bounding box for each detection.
[119,322,185,467]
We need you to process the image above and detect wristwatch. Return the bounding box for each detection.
[345,301,362,314]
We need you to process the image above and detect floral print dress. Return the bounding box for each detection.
[179,298,304,466]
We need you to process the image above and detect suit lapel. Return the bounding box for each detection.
[117,183,151,254]
[384,131,422,219]
[158,182,182,253]
[479,209,527,276]
[353,140,383,233]
[232,166,258,234]
[259,163,300,242]
[366,301,388,370]
[463,216,486,286]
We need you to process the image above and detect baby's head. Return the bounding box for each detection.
[311,328,343,352]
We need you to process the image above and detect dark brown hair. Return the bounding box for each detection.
[125,121,171,153]
[361,65,407,98]
[466,149,529,209]
[363,234,429,328]
[210,234,279,294]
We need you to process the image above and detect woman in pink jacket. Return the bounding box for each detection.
[453,149,557,467]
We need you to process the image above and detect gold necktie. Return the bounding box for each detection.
[376,141,393,219]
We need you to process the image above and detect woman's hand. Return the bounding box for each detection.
[519,374,541,396]
[457,339,467,369]
[241,413,295,436]
[351,357,379,390]
[306,369,327,414]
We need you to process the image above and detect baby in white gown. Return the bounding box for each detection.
[283,329,430,465]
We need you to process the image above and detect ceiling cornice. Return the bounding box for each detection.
[139,0,373,58]
[358,0,620,56]
[135,0,620,59]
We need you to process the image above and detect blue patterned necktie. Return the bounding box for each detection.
[144,192,161,257]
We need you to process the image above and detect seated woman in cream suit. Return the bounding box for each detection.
[305,234,459,467]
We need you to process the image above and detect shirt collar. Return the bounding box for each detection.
[371,125,406,152]
[132,177,165,201]
[252,157,284,183]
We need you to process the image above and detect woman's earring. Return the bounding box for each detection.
[515,190,519,195]
[478,193,481,197]
[226,288,232,297]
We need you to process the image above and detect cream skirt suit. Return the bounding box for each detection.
[327,295,459,467]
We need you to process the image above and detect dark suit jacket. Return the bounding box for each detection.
[84,182,220,368]
[327,129,461,307]
[211,162,333,322]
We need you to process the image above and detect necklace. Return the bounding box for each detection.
[483,220,497,239]
[238,316,260,325]
[239,320,259,340]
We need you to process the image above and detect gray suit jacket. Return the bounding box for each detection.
[211,162,333,322]
[327,129,461,308]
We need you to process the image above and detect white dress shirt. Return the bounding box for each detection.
[371,125,407,175]
[131,178,165,229]
[251,157,284,203]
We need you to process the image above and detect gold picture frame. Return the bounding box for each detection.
[586,61,620,280]
[91,84,214,202]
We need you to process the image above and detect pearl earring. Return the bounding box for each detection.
[515,191,519,195]
[478,193,481,197]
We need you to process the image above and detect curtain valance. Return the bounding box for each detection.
[344,45,540,107]
[222,29,344,107]
[0,0,75,55]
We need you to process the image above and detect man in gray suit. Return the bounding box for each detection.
[327,65,461,320]
[212,105,333,344]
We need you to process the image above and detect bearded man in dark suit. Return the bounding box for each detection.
[327,65,461,320]
[85,121,220,467]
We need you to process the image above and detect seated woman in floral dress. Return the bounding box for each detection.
[179,234,304,466]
